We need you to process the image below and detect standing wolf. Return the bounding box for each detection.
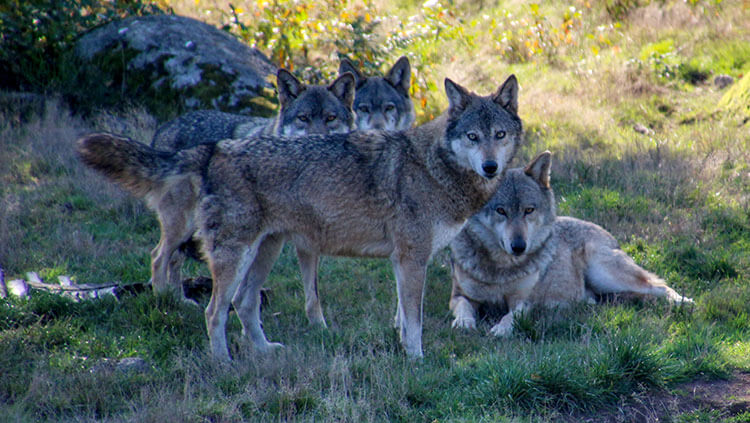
[449,151,693,337]
[151,68,356,151]
[77,75,522,359]
[147,69,355,296]
[339,56,416,131]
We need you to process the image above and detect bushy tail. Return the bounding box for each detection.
[77,132,194,198]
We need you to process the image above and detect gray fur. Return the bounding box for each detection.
[151,69,355,151]
[339,56,416,131]
[449,152,693,336]
[77,75,523,360]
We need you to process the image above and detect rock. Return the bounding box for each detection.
[714,74,734,90]
[74,14,277,119]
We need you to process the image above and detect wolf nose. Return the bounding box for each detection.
[482,161,498,176]
[510,239,526,256]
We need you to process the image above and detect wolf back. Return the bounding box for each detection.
[78,75,523,360]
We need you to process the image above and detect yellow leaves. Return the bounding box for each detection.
[365,13,371,23]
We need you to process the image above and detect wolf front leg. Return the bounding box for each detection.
[296,247,327,327]
[232,234,286,352]
[205,243,259,361]
[391,252,428,358]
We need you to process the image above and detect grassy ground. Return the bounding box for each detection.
[1,1,749,422]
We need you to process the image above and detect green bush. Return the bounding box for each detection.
[0,0,165,93]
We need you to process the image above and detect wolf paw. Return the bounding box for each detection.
[451,316,477,330]
[181,297,201,308]
[256,341,284,353]
[489,321,513,337]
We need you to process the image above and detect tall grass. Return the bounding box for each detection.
[0,0,748,421]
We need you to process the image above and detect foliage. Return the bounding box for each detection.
[1,0,749,421]
[0,0,166,93]
[718,72,750,121]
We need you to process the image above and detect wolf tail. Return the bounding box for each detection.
[77,132,210,198]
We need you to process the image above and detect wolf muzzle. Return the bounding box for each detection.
[510,237,526,256]
[482,160,499,178]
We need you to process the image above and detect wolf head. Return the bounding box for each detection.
[476,151,556,256]
[443,75,522,180]
[339,56,416,131]
[275,69,356,136]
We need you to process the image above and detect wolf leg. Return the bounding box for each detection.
[391,253,427,358]
[490,300,527,337]
[232,234,286,352]
[450,296,477,330]
[205,243,259,361]
[296,247,327,328]
[585,246,693,304]
[151,227,188,296]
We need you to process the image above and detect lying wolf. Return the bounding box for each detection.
[449,151,693,336]
[77,75,523,359]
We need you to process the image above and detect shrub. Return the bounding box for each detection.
[0,0,165,93]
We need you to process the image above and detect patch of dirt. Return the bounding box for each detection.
[566,371,750,422]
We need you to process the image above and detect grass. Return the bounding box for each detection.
[1,1,749,421]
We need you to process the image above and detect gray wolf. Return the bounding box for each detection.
[151,68,355,151]
[449,151,693,336]
[339,56,416,130]
[148,69,355,295]
[77,74,522,360]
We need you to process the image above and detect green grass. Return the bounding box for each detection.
[1,1,749,421]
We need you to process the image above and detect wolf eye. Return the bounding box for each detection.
[524,207,534,215]
[496,131,506,139]
[298,115,309,123]
[358,105,370,113]
[326,115,337,122]
[384,104,395,112]
[496,207,507,216]
[467,132,478,141]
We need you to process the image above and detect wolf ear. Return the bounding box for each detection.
[277,69,305,108]
[338,58,364,85]
[524,151,552,189]
[492,74,519,115]
[386,56,411,96]
[445,78,471,114]
[329,72,356,109]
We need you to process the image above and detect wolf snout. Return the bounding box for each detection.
[482,160,499,177]
[510,238,526,256]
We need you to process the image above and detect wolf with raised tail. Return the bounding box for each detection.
[77,75,523,360]
[449,151,693,337]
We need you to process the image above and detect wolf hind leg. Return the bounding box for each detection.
[151,222,192,297]
[231,234,286,354]
[296,247,327,328]
[585,246,693,304]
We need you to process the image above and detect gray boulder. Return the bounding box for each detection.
[74,14,277,118]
